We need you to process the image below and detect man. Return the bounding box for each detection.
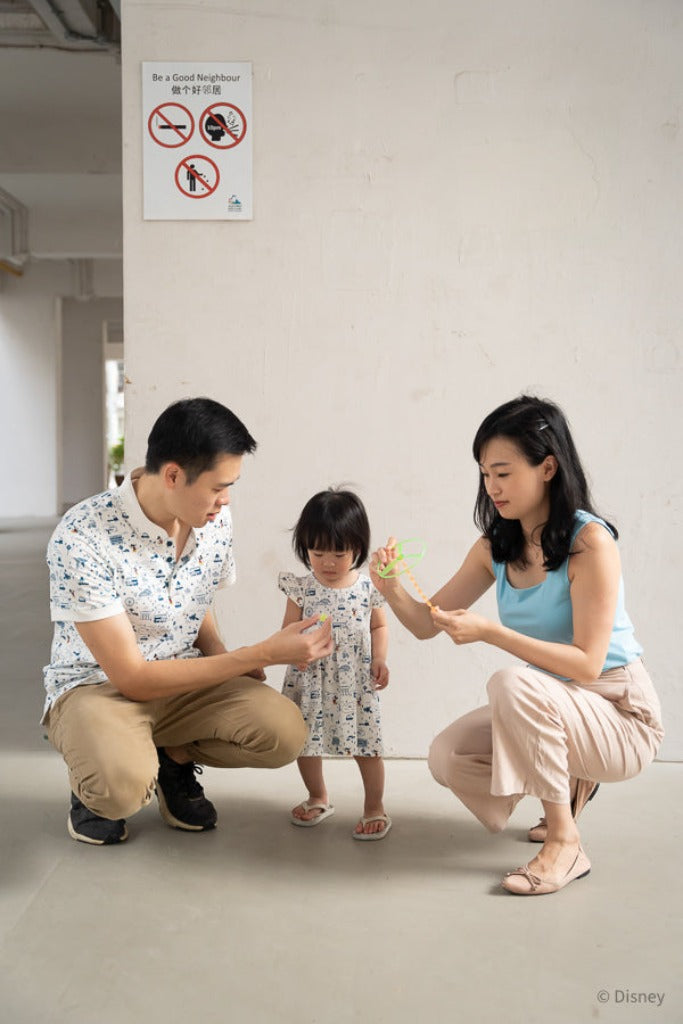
[43,397,333,845]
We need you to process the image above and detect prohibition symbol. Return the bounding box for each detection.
[175,155,220,198]
[148,103,195,148]
[199,103,247,149]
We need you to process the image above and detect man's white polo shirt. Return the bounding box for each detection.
[42,470,236,720]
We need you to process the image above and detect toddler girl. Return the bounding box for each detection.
[279,488,391,839]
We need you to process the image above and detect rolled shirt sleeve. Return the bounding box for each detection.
[48,527,124,623]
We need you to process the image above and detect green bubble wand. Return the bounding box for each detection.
[375,538,434,609]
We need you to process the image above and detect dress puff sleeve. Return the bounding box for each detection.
[278,572,304,608]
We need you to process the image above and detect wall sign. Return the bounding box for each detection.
[142,62,252,220]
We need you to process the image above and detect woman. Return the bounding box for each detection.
[371,395,663,895]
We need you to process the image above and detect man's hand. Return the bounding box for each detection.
[75,609,333,702]
[264,614,334,668]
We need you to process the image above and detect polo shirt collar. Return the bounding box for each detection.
[116,468,196,546]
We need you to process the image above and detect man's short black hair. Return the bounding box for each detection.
[145,397,257,482]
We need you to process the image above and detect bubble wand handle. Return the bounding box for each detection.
[402,564,434,610]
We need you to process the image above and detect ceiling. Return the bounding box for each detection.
[0,0,122,280]
[0,0,119,53]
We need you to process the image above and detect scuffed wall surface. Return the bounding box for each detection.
[122,1,682,757]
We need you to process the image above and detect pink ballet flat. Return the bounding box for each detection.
[502,846,591,896]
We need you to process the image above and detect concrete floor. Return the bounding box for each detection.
[1,519,681,1024]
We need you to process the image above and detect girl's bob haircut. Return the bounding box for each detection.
[292,488,370,569]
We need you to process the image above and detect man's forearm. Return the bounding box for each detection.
[76,610,333,702]
[114,642,271,701]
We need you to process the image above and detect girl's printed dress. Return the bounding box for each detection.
[278,571,385,757]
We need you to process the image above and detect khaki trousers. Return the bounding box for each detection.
[45,678,307,820]
[428,659,664,833]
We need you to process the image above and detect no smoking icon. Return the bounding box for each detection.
[148,103,195,148]
[200,103,247,149]
[175,155,220,198]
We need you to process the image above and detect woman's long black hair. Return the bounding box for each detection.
[472,395,617,570]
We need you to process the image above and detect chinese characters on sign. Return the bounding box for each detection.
[142,62,252,220]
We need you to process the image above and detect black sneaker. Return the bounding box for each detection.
[68,793,128,845]
[155,747,217,831]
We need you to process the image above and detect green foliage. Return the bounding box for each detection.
[108,437,124,473]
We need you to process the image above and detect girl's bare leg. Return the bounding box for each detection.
[353,756,388,836]
[291,756,329,821]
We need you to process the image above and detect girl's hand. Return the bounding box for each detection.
[369,536,402,596]
[430,607,491,646]
[265,614,334,668]
[246,667,267,681]
[371,659,390,690]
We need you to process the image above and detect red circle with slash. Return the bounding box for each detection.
[175,155,220,198]
[148,103,195,148]
[199,103,247,149]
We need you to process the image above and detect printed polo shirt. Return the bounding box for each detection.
[42,469,236,719]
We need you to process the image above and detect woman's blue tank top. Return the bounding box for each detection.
[492,510,642,673]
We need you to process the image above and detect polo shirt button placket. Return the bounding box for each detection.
[166,539,175,603]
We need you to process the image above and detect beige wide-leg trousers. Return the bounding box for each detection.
[428,659,664,833]
[46,678,308,820]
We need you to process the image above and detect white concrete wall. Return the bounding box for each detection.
[121,0,683,758]
[0,45,124,520]
[0,261,68,517]
[61,296,124,509]
[0,262,124,518]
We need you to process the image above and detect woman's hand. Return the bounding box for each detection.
[430,607,491,646]
[369,536,402,596]
[265,614,334,668]
[371,659,390,690]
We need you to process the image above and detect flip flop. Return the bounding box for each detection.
[352,813,392,841]
[290,801,335,827]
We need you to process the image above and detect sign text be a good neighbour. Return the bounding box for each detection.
[142,61,252,221]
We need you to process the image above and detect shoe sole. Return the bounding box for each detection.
[156,787,216,831]
[502,867,591,895]
[67,816,128,845]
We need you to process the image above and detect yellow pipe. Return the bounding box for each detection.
[0,259,24,277]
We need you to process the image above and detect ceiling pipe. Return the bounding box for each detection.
[0,258,24,276]
[23,0,119,51]
[0,185,29,270]
[70,257,95,301]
